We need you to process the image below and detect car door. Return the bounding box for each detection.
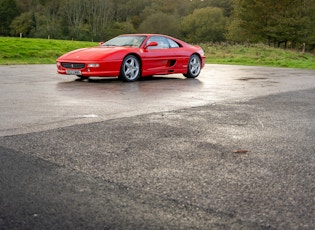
[166,37,189,73]
[141,36,178,75]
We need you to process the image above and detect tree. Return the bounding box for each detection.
[61,0,87,39]
[181,7,226,43]
[307,0,315,51]
[9,12,35,37]
[85,0,114,41]
[138,12,181,37]
[227,0,315,48]
[40,0,63,39]
[0,0,19,35]
[188,0,233,17]
[106,21,136,39]
[114,0,150,22]
[15,0,41,13]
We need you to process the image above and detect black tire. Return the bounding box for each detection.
[77,75,89,81]
[184,54,201,78]
[119,55,141,82]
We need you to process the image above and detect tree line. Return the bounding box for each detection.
[0,0,314,51]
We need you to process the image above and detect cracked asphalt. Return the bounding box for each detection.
[0,64,314,229]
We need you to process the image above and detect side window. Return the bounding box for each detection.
[146,36,170,49]
[167,38,180,48]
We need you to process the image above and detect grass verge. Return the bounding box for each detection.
[0,37,96,65]
[1,37,314,69]
[201,43,315,69]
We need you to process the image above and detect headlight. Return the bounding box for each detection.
[87,63,100,68]
[56,62,62,69]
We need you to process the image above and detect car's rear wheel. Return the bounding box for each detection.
[184,54,201,78]
[119,55,141,82]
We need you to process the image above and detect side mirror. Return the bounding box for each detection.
[144,41,158,49]
[99,42,104,46]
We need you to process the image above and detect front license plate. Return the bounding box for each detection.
[66,70,82,75]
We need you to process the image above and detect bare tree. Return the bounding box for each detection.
[63,0,86,39]
[85,0,114,40]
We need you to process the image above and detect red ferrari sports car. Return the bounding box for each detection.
[56,34,206,82]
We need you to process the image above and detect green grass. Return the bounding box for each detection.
[0,37,97,64]
[1,37,315,69]
[201,43,315,69]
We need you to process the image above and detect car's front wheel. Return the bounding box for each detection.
[77,75,89,81]
[119,55,141,82]
[184,54,201,78]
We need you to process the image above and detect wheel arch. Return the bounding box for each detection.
[123,52,142,68]
[192,52,202,61]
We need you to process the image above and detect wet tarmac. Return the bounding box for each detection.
[0,64,315,229]
[0,64,314,136]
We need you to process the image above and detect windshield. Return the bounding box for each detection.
[103,35,146,48]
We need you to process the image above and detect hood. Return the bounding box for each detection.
[57,46,131,61]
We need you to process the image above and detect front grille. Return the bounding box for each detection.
[61,63,85,69]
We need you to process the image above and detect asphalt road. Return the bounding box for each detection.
[0,64,314,229]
